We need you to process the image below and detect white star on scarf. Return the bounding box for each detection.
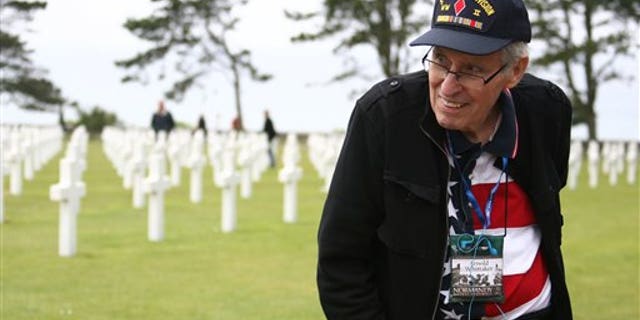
[441,308,464,320]
[443,258,452,276]
[447,180,458,196]
[447,154,455,167]
[447,198,459,218]
[440,288,451,304]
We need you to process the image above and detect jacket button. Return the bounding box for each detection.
[390,80,399,87]
[404,192,415,202]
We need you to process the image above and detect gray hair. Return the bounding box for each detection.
[501,41,529,65]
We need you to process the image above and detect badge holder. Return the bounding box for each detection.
[449,234,505,303]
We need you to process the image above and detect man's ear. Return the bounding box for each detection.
[505,56,529,89]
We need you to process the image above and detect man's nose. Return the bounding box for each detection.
[440,72,462,96]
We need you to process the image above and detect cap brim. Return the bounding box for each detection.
[409,28,511,55]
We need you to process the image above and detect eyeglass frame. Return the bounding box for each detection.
[421,48,508,87]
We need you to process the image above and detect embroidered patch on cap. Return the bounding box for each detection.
[435,0,497,32]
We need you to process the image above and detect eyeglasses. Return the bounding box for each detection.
[422,51,507,88]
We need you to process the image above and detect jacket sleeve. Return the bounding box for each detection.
[547,82,572,189]
[151,114,157,130]
[515,74,573,190]
[317,99,386,320]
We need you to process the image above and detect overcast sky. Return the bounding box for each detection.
[2,0,639,140]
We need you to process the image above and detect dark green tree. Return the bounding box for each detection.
[286,0,432,81]
[116,0,271,131]
[528,0,639,139]
[77,106,119,137]
[0,0,66,127]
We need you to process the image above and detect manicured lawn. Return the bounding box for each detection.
[561,166,639,319]
[3,139,326,319]
[2,139,638,319]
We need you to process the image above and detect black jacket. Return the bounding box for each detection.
[151,112,175,133]
[317,71,572,320]
[264,117,277,141]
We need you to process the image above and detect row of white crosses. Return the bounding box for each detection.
[307,132,345,192]
[128,134,152,209]
[101,126,311,237]
[601,141,637,186]
[49,126,89,257]
[567,139,638,190]
[102,128,188,205]
[237,135,255,199]
[212,132,241,233]
[209,131,271,232]
[102,127,173,241]
[101,126,275,236]
[102,127,151,208]
[567,140,583,190]
[102,127,150,182]
[1,125,64,223]
[144,135,172,241]
[167,130,191,187]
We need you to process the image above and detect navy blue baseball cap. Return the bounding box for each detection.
[410,0,531,55]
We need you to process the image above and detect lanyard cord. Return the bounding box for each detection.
[446,133,509,230]
[503,167,508,237]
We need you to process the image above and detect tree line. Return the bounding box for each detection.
[1,0,638,139]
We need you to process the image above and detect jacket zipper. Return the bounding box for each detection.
[419,124,451,320]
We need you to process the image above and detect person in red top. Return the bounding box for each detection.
[317,0,573,319]
[231,116,241,131]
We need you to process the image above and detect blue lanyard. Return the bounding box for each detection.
[447,134,508,230]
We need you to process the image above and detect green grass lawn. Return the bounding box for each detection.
[561,165,640,319]
[2,140,639,319]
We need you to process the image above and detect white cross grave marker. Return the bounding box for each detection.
[567,140,583,190]
[130,141,148,208]
[587,140,600,188]
[188,130,206,203]
[8,130,23,195]
[237,136,254,199]
[214,138,240,233]
[167,140,183,187]
[142,151,171,242]
[50,157,86,257]
[0,162,6,224]
[608,142,624,186]
[626,141,638,185]
[278,134,303,223]
[22,130,35,181]
[251,133,268,183]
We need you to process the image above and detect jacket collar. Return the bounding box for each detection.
[420,102,447,153]
[419,73,447,152]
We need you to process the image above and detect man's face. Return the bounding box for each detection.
[428,47,515,142]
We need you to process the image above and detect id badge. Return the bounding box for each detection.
[449,234,505,303]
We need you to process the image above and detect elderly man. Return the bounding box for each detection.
[317,0,572,319]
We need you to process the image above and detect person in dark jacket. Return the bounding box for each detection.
[195,114,207,136]
[151,100,175,136]
[317,1,573,319]
[263,110,277,167]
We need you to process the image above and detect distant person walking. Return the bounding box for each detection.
[231,116,241,132]
[151,100,175,136]
[263,110,277,168]
[195,114,207,136]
